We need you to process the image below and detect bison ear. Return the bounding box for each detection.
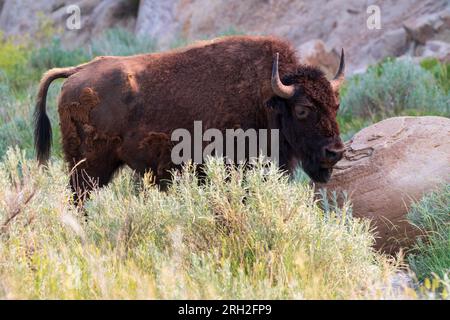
[266,96,286,112]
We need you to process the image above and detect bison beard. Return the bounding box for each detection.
[33,35,345,203]
[302,158,333,184]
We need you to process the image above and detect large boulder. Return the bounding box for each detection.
[316,116,450,254]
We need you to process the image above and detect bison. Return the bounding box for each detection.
[34,35,345,201]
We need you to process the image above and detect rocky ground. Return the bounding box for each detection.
[0,0,449,74]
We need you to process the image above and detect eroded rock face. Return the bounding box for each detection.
[1,0,448,71]
[419,40,450,61]
[316,116,450,254]
[0,0,138,48]
[149,0,449,72]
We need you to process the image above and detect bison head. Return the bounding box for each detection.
[269,50,345,183]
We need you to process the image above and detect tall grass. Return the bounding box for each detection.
[0,27,159,159]
[0,149,411,299]
[407,184,450,281]
[0,75,63,159]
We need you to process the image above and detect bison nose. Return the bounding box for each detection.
[324,147,344,164]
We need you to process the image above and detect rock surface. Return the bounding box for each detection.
[316,116,450,254]
[0,0,449,72]
[420,40,450,61]
[0,0,138,48]
[296,39,340,78]
[150,0,450,72]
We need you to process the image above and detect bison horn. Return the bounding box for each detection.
[330,48,345,93]
[271,52,295,99]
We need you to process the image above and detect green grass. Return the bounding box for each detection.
[407,184,450,281]
[0,75,63,160]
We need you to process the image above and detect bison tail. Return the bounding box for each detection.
[34,67,79,164]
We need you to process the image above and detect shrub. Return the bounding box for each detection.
[29,37,90,72]
[0,33,29,88]
[340,59,449,118]
[91,27,157,56]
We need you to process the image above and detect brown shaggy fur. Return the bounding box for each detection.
[34,35,344,201]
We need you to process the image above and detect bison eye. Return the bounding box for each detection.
[295,106,310,120]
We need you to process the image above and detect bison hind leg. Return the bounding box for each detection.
[68,154,123,207]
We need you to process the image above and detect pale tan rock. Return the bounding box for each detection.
[297,39,340,78]
[420,40,450,62]
[137,0,448,74]
[0,0,137,47]
[1,0,449,72]
[316,116,450,254]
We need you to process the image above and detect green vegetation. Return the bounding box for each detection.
[406,184,450,299]
[420,58,450,93]
[90,27,156,57]
[0,33,30,89]
[0,27,448,299]
[407,184,450,281]
[29,37,89,72]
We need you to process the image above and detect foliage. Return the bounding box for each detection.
[407,184,450,282]
[90,27,157,57]
[420,58,450,93]
[0,150,407,299]
[0,77,63,159]
[29,37,90,73]
[339,58,449,120]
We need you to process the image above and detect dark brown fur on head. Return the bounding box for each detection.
[267,64,343,183]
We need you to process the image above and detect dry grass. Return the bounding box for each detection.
[0,148,420,299]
